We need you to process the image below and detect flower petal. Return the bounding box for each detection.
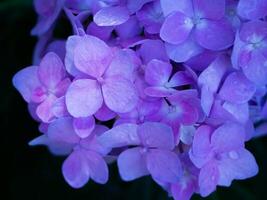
[62,150,90,188]
[138,122,174,150]
[218,149,259,186]
[118,147,149,181]
[94,6,129,26]
[211,122,245,152]
[242,52,267,85]
[73,35,112,78]
[160,0,194,17]
[237,0,267,20]
[94,104,116,121]
[199,162,219,197]
[160,11,193,44]
[65,35,86,77]
[29,134,73,156]
[193,0,225,20]
[66,79,103,117]
[38,52,65,89]
[195,19,234,50]
[239,20,267,42]
[98,123,140,148]
[144,86,175,97]
[146,149,182,183]
[165,36,203,62]
[36,94,57,123]
[102,76,138,113]
[198,55,229,93]
[73,116,95,138]
[12,66,44,103]
[145,59,172,86]
[139,39,169,64]
[104,49,139,80]
[190,125,212,168]
[219,72,256,104]
[47,117,80,144]
[84,150,109,184]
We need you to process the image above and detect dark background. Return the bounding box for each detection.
[2,0,267,199]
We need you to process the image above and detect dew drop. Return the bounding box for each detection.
[228,151,239,160]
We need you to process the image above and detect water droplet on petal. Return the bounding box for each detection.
[228,151,239,160]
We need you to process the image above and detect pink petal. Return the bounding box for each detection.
[94,6,129,26]
[73,116,95,138]
[118,147,149,181]
[66,79,103,117]
[52,96,69,118]
[160,11,193,44]
[138,122,174,150]
[146,149,182,183]
[102,76,138,113]
[195,19,234,50]
[38,52,65,89]
[73,35,112,78]
[219,72,256,104]
[36,94,57,123]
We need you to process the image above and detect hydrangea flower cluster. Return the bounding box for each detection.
[13,0,267,199]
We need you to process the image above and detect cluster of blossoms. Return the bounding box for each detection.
[13,0,267,199]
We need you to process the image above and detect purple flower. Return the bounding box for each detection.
[144,59,194,97]
[190,123,258,197]
[12,0,267,197]
[65,35,139,117]
[232,20,267,85]
[171,154,199,200]
[13,52,70,122]
[237,0,267,20]
[98,122,182,183]
[160,0,234,51]
[32,117,110,188]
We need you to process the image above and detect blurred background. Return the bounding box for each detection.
[2,0,267,199]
